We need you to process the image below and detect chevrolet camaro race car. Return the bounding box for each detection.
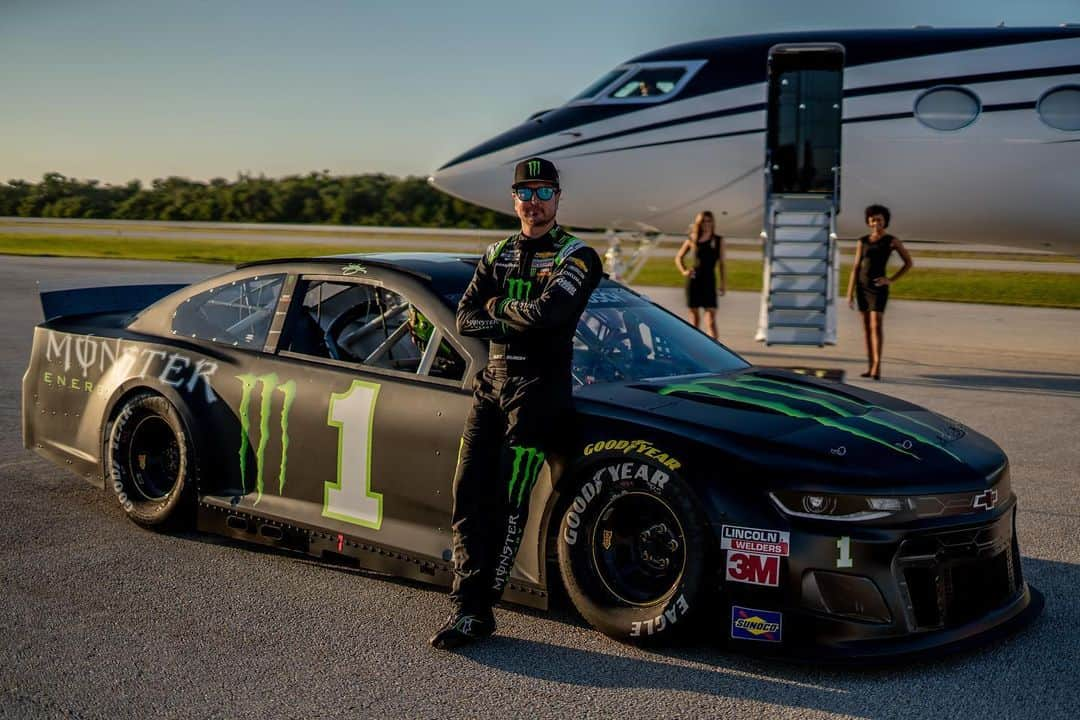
[22,253,1042,659]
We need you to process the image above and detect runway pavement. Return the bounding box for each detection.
[1,256,1077,719]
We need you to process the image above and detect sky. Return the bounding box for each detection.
[2,0,1077,185]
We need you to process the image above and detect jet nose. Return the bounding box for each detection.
[429,159,513,217]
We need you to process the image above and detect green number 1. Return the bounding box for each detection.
[324,380,382,529]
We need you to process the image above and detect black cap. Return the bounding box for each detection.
[513,157,559,188]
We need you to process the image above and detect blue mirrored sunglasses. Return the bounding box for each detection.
[513,186,558,202]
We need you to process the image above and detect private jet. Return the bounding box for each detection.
[430,26,1080,343]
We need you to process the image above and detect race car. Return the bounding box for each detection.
[21,252,1041,659]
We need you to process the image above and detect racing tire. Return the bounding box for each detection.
[105,392,196,528]
[557,456,711,645]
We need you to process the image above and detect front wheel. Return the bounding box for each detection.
[557,457,711,645]
[105,392,196,527]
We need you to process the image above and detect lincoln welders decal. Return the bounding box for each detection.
[658,374,963,462]
[236,373,297,503]
[44,330,219,403]
[721,525,790,556]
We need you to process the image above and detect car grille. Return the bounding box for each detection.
[895,512,1023,630]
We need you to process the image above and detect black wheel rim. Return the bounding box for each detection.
[126,414,181,502]
[591,492,686,606]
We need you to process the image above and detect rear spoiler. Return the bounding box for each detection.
[39,284,187,322]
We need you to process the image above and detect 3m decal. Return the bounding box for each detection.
[720,525,790,557]
[236,373,297,503]
[631,594,690,637]
[726,551,780,587]
[836,536,853,568]
[731,606,782,642]
[325,380,383,529]
[582,439,681,471]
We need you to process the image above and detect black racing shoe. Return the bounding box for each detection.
[428,611,496,650]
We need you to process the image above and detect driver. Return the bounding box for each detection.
[429,157,602,649]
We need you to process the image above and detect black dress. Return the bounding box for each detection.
[855,234,895,312]
[685,235,721,309]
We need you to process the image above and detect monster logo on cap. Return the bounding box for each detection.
[513,157,559,187]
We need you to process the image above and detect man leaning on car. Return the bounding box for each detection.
[429,157,602,649]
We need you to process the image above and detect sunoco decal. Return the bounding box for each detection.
[731,606,782,642]
[721,525,790,556]
[582,439,681,471]
[726,551,780,587]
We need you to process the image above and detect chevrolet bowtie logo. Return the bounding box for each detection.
[973,489,998,511]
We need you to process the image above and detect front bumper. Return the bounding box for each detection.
[721,504,1044,662]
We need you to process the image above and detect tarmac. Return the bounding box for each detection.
[0,256,1077,719]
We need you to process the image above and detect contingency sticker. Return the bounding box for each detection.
[725,551,780,587]
[720,525,790,556]
[731,606,783,642]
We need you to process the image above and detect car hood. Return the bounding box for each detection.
[575,368,1005,492]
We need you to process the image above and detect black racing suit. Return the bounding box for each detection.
[450,224,602,614]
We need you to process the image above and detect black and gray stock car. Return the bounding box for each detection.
[22,253,1041,659]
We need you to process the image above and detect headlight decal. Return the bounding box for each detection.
[659,382,921,459]
[658,375,964,462]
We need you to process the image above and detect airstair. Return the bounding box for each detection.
[755,43,844,346]
[755,195,838,345]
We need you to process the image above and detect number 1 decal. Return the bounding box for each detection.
[325,380,382,529]
[836,536,853,568]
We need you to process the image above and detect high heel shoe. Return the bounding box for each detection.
[860,371,872,378]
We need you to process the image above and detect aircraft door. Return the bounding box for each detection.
[767,45,844,195]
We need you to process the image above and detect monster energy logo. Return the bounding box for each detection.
[527,160,541,176]
[237,373,297,503]
[507,445,545,506]
[658,374,962,462]
[506,278,532,300]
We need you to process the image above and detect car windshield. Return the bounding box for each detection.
[573,284,748,385]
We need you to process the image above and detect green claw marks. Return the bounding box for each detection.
[507,445,546,506]
[658,375,964,462]
[236,373,297,503]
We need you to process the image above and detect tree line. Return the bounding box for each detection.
[0,172,517,228]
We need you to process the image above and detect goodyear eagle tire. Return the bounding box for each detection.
[105,392,196,527]
[557,455,710,645]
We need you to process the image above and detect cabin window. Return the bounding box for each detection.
[571,69,629,101]
[608,67,687,99]
[913,87,980,131]
[1037,85,1080,131]
[171,274,285,349]
[570,60,706,105]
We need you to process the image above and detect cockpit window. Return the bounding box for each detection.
[570,60,706,106]
[609,67,686,99]
[571,69,629,101]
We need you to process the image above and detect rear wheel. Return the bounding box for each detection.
[557,456,711,645]
[105,393,196,527]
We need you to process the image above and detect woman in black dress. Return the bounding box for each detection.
[845,204,913,380]
[674,210,726,338]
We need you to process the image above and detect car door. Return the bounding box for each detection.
[227,272,474,563]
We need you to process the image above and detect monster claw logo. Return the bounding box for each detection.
[237,373,297,503]
[527,159,541,176]
[506,278,532,300]
[507,445,545,506]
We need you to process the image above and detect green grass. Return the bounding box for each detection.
[2,233,1078,308]
[631,257,1080,309]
